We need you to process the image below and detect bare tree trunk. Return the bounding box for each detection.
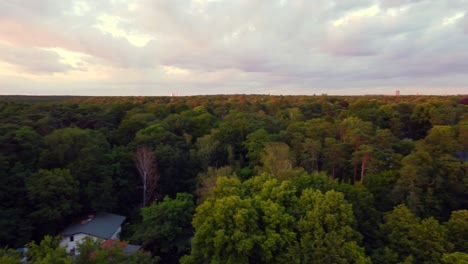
[360,155,371,184]
[353,165,357,183]
[134,147,159,207]
[360,159,366,184]
[313,154,319,172]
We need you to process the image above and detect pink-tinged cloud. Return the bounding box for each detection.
[0,43,74,73]
[0,0,467,95]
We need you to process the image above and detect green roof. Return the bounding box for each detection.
[60,213,126,239]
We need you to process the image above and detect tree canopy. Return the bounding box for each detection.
[0,94,466,263]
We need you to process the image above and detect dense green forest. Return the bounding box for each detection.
[0,94,467,263]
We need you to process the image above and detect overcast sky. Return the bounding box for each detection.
[0,0,467,96]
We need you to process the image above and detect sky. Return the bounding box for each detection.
[0,0,467,96]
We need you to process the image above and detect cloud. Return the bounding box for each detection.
[0,43,75,73]
[459,10,468,33]
[0,0,467,95]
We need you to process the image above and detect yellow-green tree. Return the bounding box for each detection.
[260,142,294,179]
[378,205,452,263]
[182,175,370,264]
[26,236,72,264]
[295,189,371,264]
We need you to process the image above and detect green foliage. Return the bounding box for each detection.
[39,127,116,213]
[134,124,198,196]
[244,129,272,168]
[348,99,385,127]
[379,205,453,263]
[351,144,377,183]
[339,117,374,150]
[333,182,380,249]
[132,193,195,262]
[378,205,421,262]
[194,134,221,170]
[412,217,453,263]
[0,155,32,247]
[40,127,109,168]
[0,247,22,264]
[441,252,468,264]
[457,120,468,152]
[447,210,468,252]
[74,237,102,264]
[185,175,298,263]
[185,175,370,263]
[13,126,42,166]
[365,170,398,212]
[422,126,457,155]
[393,150,434,216]
[296,189,371,264]
[322,137,348,179]
[116,112,156,145]
[259,142,294,179]
[410,103,433,139]
[26,235,72,264]
[300,138,322,173]
[0,95,467,262]
[195,166,235,203]
[26,169,80,225]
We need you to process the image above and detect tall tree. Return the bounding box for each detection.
[295,189,371,264]
[132,193,195,263]
[194,134,221,170]
[393,150,434,216]
[26,235,72,264]
[260,142,294,179]
[134,124,197,197]
[195,166,234,203]
[446,210,468,252]
[0,247,21,264]
[182,176,298,264]
[378,205,452,263]
[243,129,272,168]
[339,117,374,151]
[441,252,468,264]
[39,127,112,212]
[301,138,322,173]
[135,147,160,207]
[183,175,371,264]
[323,137,346,180]
[26,169,80,236]
[352,144,376,184]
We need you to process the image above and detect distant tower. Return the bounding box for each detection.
[395,89,400,96]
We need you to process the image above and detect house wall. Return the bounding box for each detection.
[59,225,122,255]
[59,233,97,255]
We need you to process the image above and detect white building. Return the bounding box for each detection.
[59,212,126,255]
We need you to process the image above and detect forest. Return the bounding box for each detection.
[0,94,467,264]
